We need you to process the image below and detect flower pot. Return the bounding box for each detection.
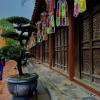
[6,73,38,100]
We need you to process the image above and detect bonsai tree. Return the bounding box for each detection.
[0,17,32,76]
[0,17,38,99]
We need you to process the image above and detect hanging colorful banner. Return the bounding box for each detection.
[56,0,69,27]
[36,21,42,43]
[47,0,55,34]
[74,0,86,17]
[47,16,50,33]
[50,14,54,27]
[79,0,86,13]
[56,0,60,26]
[47,13,55,34]
[66,1,69,26]
[74,0,79,17]
[41,12,48,41]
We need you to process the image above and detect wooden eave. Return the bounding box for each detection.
[31,0,46,25]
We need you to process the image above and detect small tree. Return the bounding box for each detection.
[0,17,32,76]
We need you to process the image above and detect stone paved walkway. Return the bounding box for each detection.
[0,60,100,100]
[24,60,100,100]
[0,60,17,100]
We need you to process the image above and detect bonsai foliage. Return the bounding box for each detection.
[7,16,31,45]
[0,18,15,33]
[6,38,19,46]
[7,16,30,25]
[0,44,25,61]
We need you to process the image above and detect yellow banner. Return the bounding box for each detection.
[79,0,86,13]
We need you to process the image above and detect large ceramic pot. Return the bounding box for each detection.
[6,73,38,100]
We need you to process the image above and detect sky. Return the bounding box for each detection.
[0,0,35,20]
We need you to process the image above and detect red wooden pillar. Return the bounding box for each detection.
[68,0,75,80]
[48,34,54,69]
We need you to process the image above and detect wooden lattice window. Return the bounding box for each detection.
[92,11,100,84]
[80,4,100,85]
[54,27,68,70]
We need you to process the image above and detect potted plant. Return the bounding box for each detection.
[0,17,38,100]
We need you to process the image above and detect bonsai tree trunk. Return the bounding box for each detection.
[16,31,24,76]
[17,51,24,76]
[17,60,23,76]
[19,31,24,46]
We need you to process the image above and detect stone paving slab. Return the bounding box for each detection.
[25,62,100,100]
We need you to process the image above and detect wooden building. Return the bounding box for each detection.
[30,0,100,96]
